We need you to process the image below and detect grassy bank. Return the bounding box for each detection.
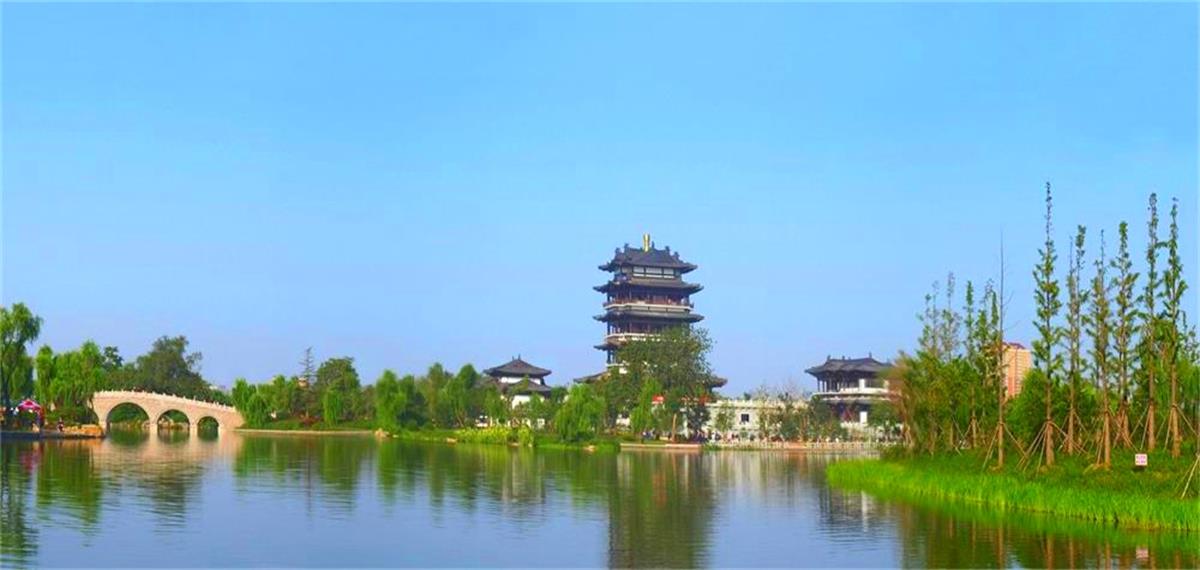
[826,450,1199,531]
[389,426,621,452]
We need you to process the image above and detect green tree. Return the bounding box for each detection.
[245,390,270,428]
[712,402,734,436]
[1087,230,1114,467]
[398,374,427,428]
[231,378,255,411]
[322,389,344,426]
[629,378,662,436]
[1138,193,1161,451]
[0,303,43,416]
[1161,199,1189,457]
[35,346,55,405]
[120,336,214,400]
[1110,222,1139,448]
[316,357,360,423]
[1031,183,1063,466]
[481,385,509,427]
[616,326,715,439]
[1062,225,1088,455]
[441,370,472,428]
[554,384,606,443]
[420,363,451,427]
[374,370,404,432]
[776,397,802,441]
[46,342,106,423]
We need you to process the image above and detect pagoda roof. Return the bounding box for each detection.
[599,244,697,273]
[805,356,891,377]
[484,357,551,379]
[594,309,704,323]
[594,278,703,293]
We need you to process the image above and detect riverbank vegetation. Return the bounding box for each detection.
[224,326,722,448]
[838,187,1199,527]
[1,309,229,428]
[828,450,1197,530]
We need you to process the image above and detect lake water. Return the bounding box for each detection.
[2,431,1195,568]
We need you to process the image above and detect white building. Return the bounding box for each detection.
[482,357,553,407]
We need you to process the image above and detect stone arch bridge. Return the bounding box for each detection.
[91,390,244,432]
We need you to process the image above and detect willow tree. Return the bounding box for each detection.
[1087,230,1113,467]
[1031,183,1063,466]
[1139,194,1161,450]
[0,303,43,415]
[1062,226,1089,455]
[1109,222,1138,448]
[1161,199,1188,457]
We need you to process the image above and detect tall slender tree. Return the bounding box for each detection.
[1161,199,1188,457]
[1139,194,1161,450]
[1062,226,1088,455]
[964,281,980,448]
[993,240,1011,467]
[1087,230,1113,467]
[1031,183,1063,466]
[1109,222,1138,448]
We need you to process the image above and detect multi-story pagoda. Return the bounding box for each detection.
[593,234,704,364]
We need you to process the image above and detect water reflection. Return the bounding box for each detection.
[1,432,1195,568]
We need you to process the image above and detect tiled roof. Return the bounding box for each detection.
[594,309,704,323]
[483,357,551,378]
[594,278,703,293]
[805,356,891,376]
[599,245,697,273]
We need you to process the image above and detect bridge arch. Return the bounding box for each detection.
[104,401,151,427]
[157,409,192,429]
[91,391,244,434]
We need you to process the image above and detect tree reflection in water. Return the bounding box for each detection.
[2,434,1197,568]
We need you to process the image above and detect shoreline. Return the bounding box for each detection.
[235,428,376,436]
[1,430,103,441]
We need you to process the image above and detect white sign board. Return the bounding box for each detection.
[1134,453,1148,467]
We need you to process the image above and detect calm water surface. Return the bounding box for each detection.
[1,431,1195,568]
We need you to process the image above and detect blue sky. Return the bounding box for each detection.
[3,3,1196,394]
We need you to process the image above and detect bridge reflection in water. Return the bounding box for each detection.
[1,433,1195,568]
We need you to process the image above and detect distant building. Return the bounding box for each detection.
[593,234,705,363]
[705,399,791,439]
[577,234,724,388]
[482,357,552,407]
[1002,342,1032,398]
[805,356,892,425]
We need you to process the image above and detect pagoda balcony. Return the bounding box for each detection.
[602,299,694,311]
[812,386,890,404]
[603,332,656,344]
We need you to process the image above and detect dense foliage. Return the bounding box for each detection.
[886,188,1199,480]
[597,325,716,439]
[2,318,229,426]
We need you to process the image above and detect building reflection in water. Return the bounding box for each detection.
[2,433,1196,568]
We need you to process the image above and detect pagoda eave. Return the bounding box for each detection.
[594,281,704,293]
[593,312,704,323]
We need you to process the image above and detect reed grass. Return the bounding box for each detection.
[826,453,1199,531]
